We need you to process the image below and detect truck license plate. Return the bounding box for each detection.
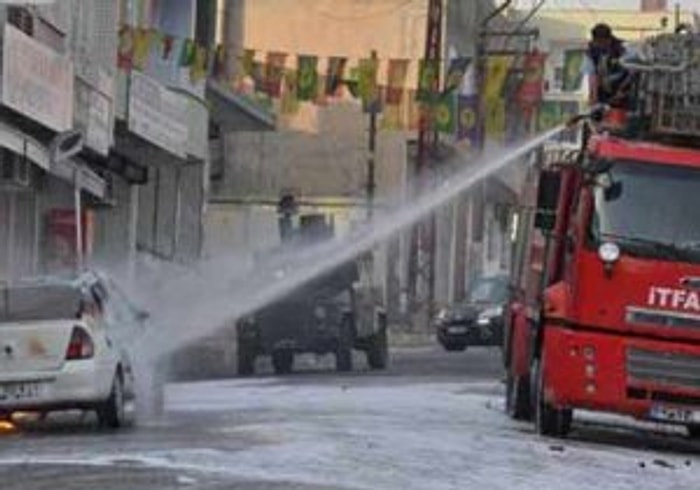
[0,382,44,402]
[649,405,700,424]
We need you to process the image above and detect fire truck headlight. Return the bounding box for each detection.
[598,242,620,264]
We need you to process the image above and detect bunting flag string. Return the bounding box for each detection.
[116,23,548,136]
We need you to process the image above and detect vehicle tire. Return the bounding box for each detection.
[237,341,256,376]
[687,425,700,438]
[505,372,531,421]
[443,342,467,352]
[336,315,354,372]
[272,349,294,375]
[366,321,389,370]
[533,359,571,438]
[97,371,126,429]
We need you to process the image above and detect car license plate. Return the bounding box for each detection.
[0,382,44,402]
[649,404,700,424]
[447,326,468,334]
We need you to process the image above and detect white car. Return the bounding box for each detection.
[0,271,144,428]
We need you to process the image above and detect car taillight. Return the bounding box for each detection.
[65,326,94,360]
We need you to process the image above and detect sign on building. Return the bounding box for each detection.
[128,70,188,158]
[74,70,115,156]
[2,24,74,132]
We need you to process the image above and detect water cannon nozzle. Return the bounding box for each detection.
[566,104,610,128]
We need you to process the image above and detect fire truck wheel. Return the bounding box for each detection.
[506,372,531,421]
[335,316,354,372]
[272,349,294,375]
[237,343,256,376]
[534,359,572,438]
[367,323,389,370]
[687,425,700,439]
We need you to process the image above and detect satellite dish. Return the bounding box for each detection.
[49,129,84,164]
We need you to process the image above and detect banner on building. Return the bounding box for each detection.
[132,28,153,70]
[190,44,209,83]
[516,51,547,110]
[179,38,196,67]
[357,56,380,112]
[417,59,440,101]
[386,59,410,105]
[297,55,319,101]
[484,97,506,140]
[444,57,471,93]
[280,69,300,115]
[562,49,586,91]
[483,55,514,101]
[433,91,457,134]
[457,95,479,146]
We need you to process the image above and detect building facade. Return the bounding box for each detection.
[0,0,272,287]
[205,0,515,331]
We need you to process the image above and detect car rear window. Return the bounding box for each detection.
[0,284,82,322]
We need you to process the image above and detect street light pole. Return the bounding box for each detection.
[366,50,379,222]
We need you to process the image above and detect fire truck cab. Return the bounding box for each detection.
[503,30,700,438]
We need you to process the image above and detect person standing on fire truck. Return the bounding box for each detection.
[583,23,636,108]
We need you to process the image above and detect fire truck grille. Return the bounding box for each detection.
[626,307,700,333]
[627,348,700,391]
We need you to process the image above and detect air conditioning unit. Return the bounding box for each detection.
[0,149,31,188]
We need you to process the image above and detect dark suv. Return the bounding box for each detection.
[435,275,509,352]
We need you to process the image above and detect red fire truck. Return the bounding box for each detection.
[503,30,700,437]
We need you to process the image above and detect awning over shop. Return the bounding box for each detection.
[0,120,50,171]
[206,80,276,132]
[0,120,106,199]
[80,146,148,186]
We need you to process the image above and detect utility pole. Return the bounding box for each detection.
[366,50,378,221]
[408,0,443,322]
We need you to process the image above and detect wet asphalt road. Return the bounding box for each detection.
[0,344,500,489]
[0,344,698,490]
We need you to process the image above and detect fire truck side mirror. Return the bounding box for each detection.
[534,170,561,232]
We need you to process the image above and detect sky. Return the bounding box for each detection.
[514,0,699,11]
